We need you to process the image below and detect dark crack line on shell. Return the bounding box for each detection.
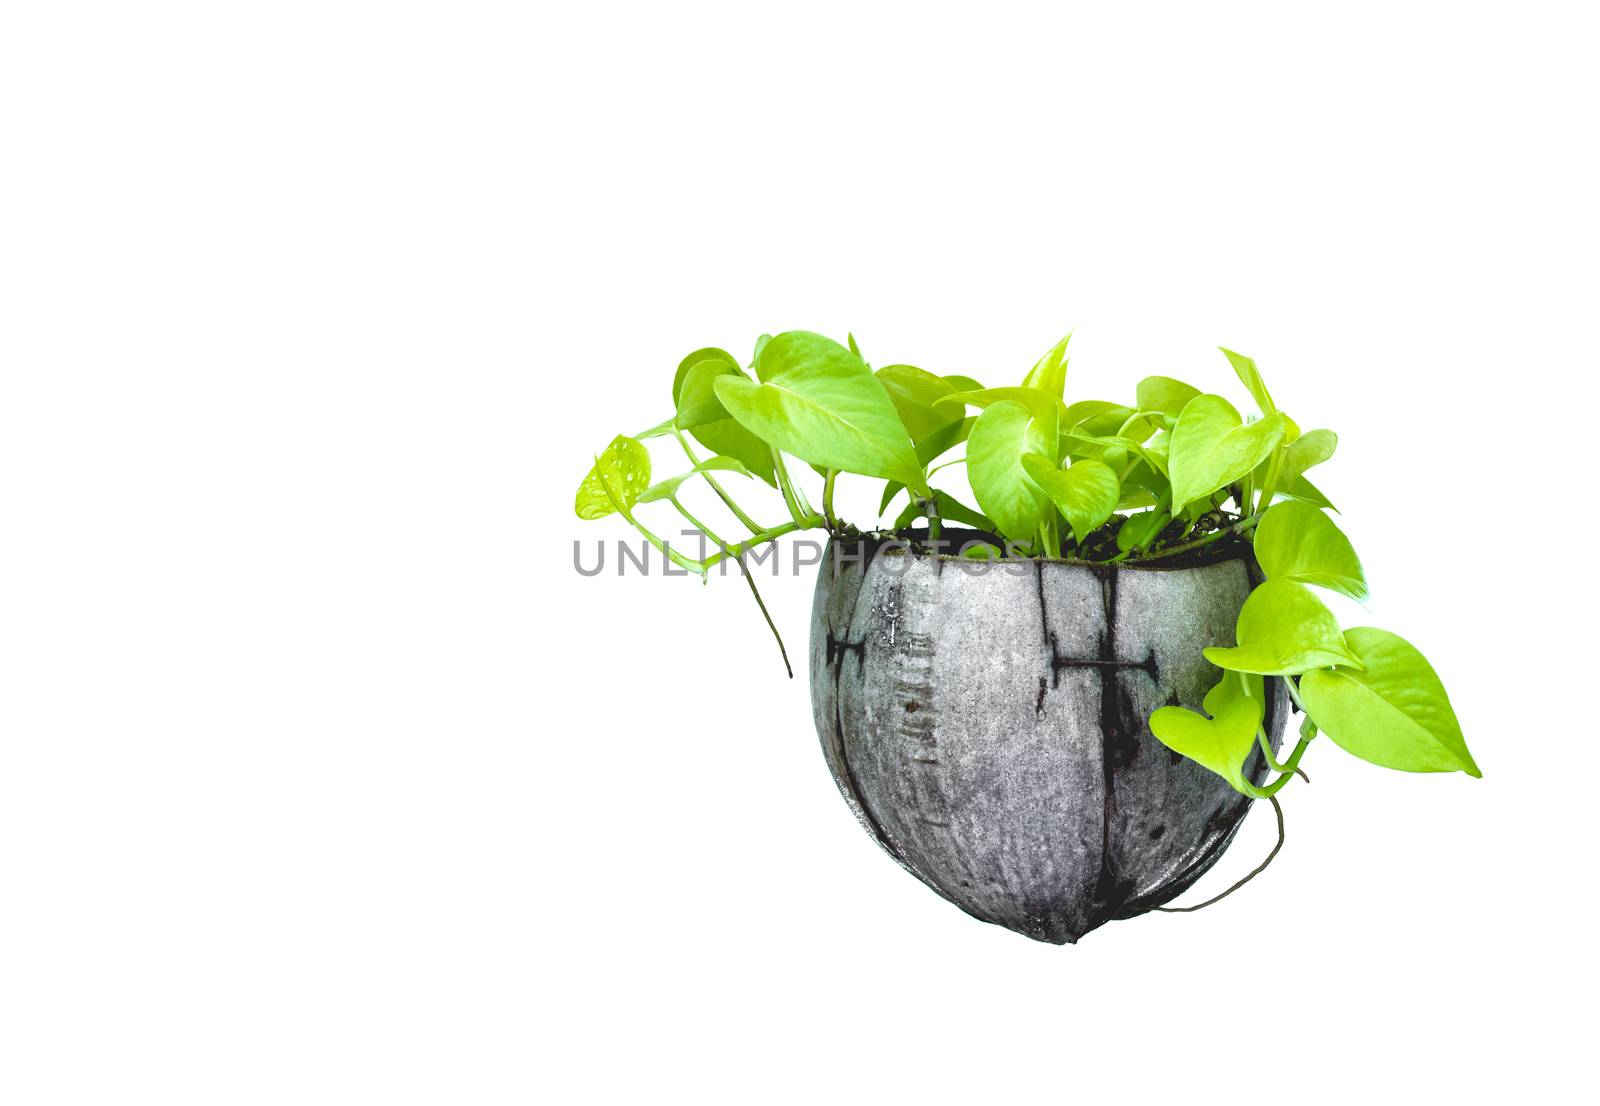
[1091,563,1125,929]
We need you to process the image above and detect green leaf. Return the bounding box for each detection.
[1167,394,1287,511]
[1203,670,1266,717]
[876,363,961,443]
[1219,347,1276,416]
[575,435,651,521]
[1279,474,1337,512]
[1149,695,1263,795]
[1136,375,1202,422]
[1204,578,1363,675]
[674,359,777,485]
[636,456,754,504]
[1280,428,1337,487]
[1021,455,1120,545]
[1072,402,1142,437]
[938,387,1061,441]
[1254,501,1368,600]
[671,347,739,408]
[1020,333,1071,400]
[915,415,973,465]
[966,400,1052,542]
[714,331,926,493]
[1300,628,1480,777]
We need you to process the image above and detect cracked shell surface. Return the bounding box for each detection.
[810,536,1285,944]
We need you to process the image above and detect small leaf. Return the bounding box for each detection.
[1300,628,1480,777]
[1219,347,1276,416]
[966,400,1053,542]
[1149,695,1263,795]
[1254,501,1368,600]
[671,347,739,408]
[1204,578,1363,675]
[1136,375,1202,422]
[1021,455,1120,545]
[637,456,754,504]
[1167,394,1287,511]
[1020,333,1071,400]
[714,331,926,492]
[575,435,651,521]
[1202,670,1266,718]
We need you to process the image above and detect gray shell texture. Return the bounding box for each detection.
[810,535,1285,944]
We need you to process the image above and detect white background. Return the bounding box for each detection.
[3,2,1595,1102]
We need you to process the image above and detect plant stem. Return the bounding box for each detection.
[669,497,728,555]
[822,469,838,531]
[672,429,764,533]
[1138,512,1262,562]
[737,556,793,678]
[1255,445,1285,515]
[1282,674,1309,713]
[771,448,806,527]
[696,514,826,572]
[1154,795,1285,914]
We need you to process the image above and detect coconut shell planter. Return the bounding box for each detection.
[577,329,1481,944]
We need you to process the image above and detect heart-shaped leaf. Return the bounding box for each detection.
[1021,455,1120,545]
[674,359,777,485]
[1300,628,1480,777]
[714,331,926,493]
[966,400,1053,542]
[1204,578,1363,675]
[1167,394,1288,511]
[1149,694,1264,795]
[1254,501,1368,600]
[1219,347,1276,416]
[637,456,754,504]
[575,435,651,520]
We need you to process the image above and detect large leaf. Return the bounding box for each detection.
[714,331,926,492]
[1167,394,1287,511]
[575,435,651,520]
[876,363,961,443]
[1204,578,1363,675]
[674,359,777,485]
[1254,501,1368,600]
[1149,694,1263,795]
[637,456,754,504]
[1300,628,1480,777]
[1021,456,1120,545]
[1219,347,1276,416]
[1136,375,1202,423]
[1019,333,1071,400]
[966,400,1052,542]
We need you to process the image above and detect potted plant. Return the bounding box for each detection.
[575,330,1480,943]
